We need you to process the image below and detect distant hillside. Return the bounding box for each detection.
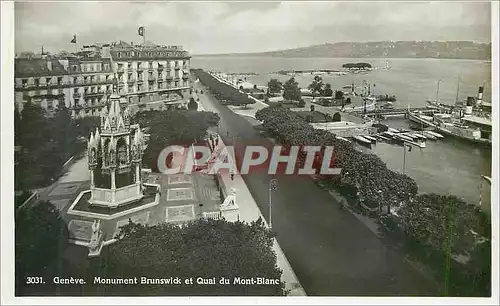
[198,41,491,60]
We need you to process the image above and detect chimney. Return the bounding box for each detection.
[477,86,484,105]
[47,60,52,71]
[465,96,474,115]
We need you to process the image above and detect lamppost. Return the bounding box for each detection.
[436,79,442,103]
[269,178,278,229]
[403,143,412,174]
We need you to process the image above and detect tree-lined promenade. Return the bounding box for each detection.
[192,69,256,108]
[255,105,490,296]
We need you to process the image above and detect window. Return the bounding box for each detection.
[73,77,78,84]
[104,64,110,71]
[128,62,132,69]
[73,88,78,94]
[57,77,62,85]
[175,81,178,87]
[35,79,40,86]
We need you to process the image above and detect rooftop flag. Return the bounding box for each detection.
[70,35,77,44]
[138,26,145,37]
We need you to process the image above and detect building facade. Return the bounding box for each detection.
[110,42,191,112]
[14,41,191,117]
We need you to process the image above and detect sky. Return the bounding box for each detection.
[14,1,491,55]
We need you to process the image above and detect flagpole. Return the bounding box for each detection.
[143,27,146,45]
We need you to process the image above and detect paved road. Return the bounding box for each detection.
[194,82,437,296]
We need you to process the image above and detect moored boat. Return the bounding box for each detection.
[352,135,372,145]
[425,130,443,139]
[363,135,377,143]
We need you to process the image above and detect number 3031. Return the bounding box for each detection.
[26,277,44,284]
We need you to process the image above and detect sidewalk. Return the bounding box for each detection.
[216,136,306,296]
[208,73,269,119]
[194,84,306,296]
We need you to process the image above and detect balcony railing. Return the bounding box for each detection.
[174,65,180,70]
[182,74,189,79]
[148,67,155,72]
[137,79,144,84]
[127,79,136,84]
[158,66,164,71]
[16,82,64,90]
[137,66,144,72]
[84,91,106,98]
[166,75,173,80]
[157,79,164,83]
[148,77,156,82]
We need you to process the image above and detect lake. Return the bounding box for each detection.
[191,56,492,208]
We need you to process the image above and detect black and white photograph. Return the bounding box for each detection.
[1,0,498,304]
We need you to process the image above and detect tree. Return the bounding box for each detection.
[100,218,286,295]
[398,194,485,256]
[14,107,21,145]
[342,62,372,69]
[267,79,283,94]
[50,104,77,160]
[282,77,301,102]
[16,200,68,295]
[188,97,198,110]
[323,84,333,97]
[332,112,341,122]
[334,90,344,100]
[134,110,219,171]
[308,75,324,98]
[19,102,49,151]
[192,69,255,109]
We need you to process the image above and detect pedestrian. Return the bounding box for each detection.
[227,131,229,137]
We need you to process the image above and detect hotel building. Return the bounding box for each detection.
[14,41,191,117]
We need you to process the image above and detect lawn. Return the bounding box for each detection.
[266,101,304,109]
[294,111,333,123]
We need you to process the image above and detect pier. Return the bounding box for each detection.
[351,107,438,118]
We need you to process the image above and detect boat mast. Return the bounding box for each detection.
[455,76,461,105]
[436,79,441,103]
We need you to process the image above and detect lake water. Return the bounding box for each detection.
[192,56,492,208]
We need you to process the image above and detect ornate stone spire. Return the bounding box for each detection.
[95,127,100,144]
[89,131,95,148]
